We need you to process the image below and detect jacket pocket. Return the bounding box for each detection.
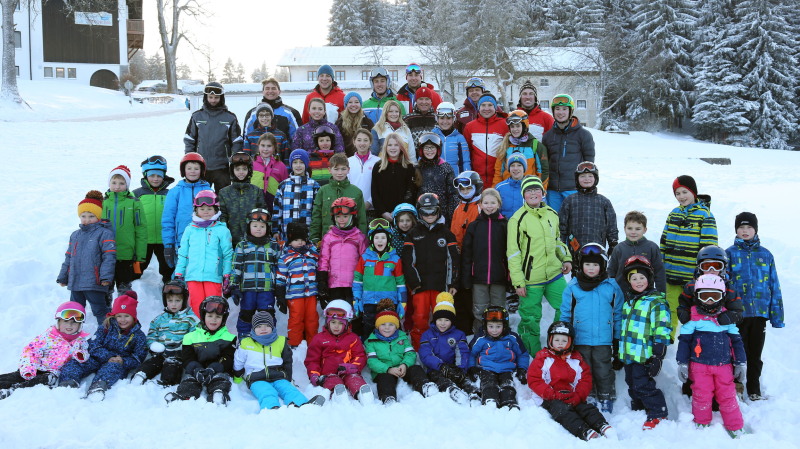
[94,266,101,285]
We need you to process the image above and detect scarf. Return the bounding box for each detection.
[56,328,80,342]
[509,134,530,146]
[251,331,279,347]
[387,121,402,130]
[373,329,399,342]
[192,211,221,228]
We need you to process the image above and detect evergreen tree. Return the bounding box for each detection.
[328,0,367,45]
[595,0,639,128]
[251,62,270,83]
[221,58,236,84]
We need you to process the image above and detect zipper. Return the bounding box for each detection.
[486,217,492,281]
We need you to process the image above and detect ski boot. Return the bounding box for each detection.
[600,424,617,440]
[331,384,349,403]
[421,381,438,398]
[209,389,229,406]
[447,385,469,405]
[131,372,147,385]
[599,399,613,413]
[0,388,11,400]
[382,396,396,405]
[85,380,109,402]
[728,428,748,439]
[469,392,482,407]
[357,384,374,405]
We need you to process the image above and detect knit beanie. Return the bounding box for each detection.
[672,175,698,198]
[255,102,274,118]
[78,190,103,218]
[289,149,311,175]
[109,291,138,321]
[415,87,433,100]
[431,293,456,323]
[251,311,274,329]
[478,93,498,109]
[374,298,400,328]
[318,64,335,79]
[109,165,132,189]
[735,212,758,234]
[344,92,362,106]
[506,152,528,172]
[521,176,544,194]
[519,80,538,99]
[286,222,309,243]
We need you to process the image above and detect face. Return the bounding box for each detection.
[378,322,397,337]
[109,177,127,193]
[386,138,401,159]
[165,295,184,313]
[354,133,371,154]
[553,105,570,123]
[736,224,755,241]
[372,233,388,251]
[386,105,400,122]
[509,122,523,137]
[421,212,439,224]
[205,311,224,331]
[436,318,452,333]
[578,173,595,188]
[437,114,454,130]
[458,185,474,199]
[233,165,249,181]
[550,334,569,351]
[335,214,350,228]
[520,89,536,108]
[254,324,272,336]
[309,102,326,121]
[479,102,495,118]
[481,195,499,215]
[486,322,504,338]
[372,76,388,95]
[196,204,216,219]
[115,313,134,330]
[263,83,280,100]
[509,162,525,180]
[80,211,99,225]
[346,97,361,113]
[257,111,272,127]
[582,262,601,278]
[524,188,544,208]
[328,319,345,335]
[250,221,268,238]
[628,273,649,293]
[674,186,695,207]
[291,159,307,176]
[258,140,275,159]
[406,71,422,88]
[207,94,221,106]
[397,214,415,232]
[625,221,646,242]
[317,136,332,151]
[184,162,202,181]
[467,86,483,102]
[147,174,164,187]
[57,318,81,335]
[318,73,333,90]
[290,238,306,248]
[416,97,432,113]
[330,164,349,181]
[422,143,438,161]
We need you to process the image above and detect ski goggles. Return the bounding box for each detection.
[314,125,336,136]
[697,290,724,304]
[193,195,217,207]
[418,133,441,148]
[506,115,527,126]
[484,309,506,321]
[204,85,224,96]
[453,177,477,189]
[579,243,606,258]
[405,63,422,74]
[142,155,166,166]
[331,205,356,216]
[465,77,485,89]
[699,260,725,272]
[576,161,597,173]
[370,67,389,80]
[163,283,184,295]
[625,255,652,268]
[418,206,439,217]
[56,309,86,323]
[369,218,391,232]
[230,152,251,165]
[203,301,227,315]
[325,308,348,319]
[436,109,455,118]
[247,209,270,224]
[551,95,573,108]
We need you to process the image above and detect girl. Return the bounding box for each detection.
[243,103,290,163]
[0,302,90,400]
[305,301,373,403]
[293,97,344,153]
[432,102,471,175]
[461,188,508,335]
[317,198,368,307]
[271,149,320,241]
[174,190,234,317]
[416,132,457,224]
[58,292,147,401]
[389,203,417,253]
[371,100,416,162]
[252,133,289,207]
[161,153,212,268]
[347,129,381,216]
[371,133,419,222]
[493,110,548,186]
[336,92,375,157]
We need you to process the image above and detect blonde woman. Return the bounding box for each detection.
[370,100,416,163]
[336,92,375,157]
[371,132,419,221]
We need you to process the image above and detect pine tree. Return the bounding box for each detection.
[221,58,236,84]
[251,62,270,83]
[595,0,639,128]
[328,0,367,45]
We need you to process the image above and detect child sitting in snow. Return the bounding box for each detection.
[0,302,90,400]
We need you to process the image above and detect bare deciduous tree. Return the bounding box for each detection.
[156,0,206,93]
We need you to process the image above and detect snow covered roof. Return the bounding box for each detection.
[509,47,602,73]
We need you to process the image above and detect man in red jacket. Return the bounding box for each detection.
[397,63,442,113]
[517,80,554,140]
[462,93,508,187]
[301,64,345,124]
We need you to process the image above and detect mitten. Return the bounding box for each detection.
[230,287,242,306]
[315,375,327,386]
[677,363,689,383]
[338,363,359,376]
[645,343,666,378]
[611,340,624,371]
[173,274,184,282]
[316,271,329,303]
[466,366,483,380]
[275,286,287,314]
[221,275,232,297]
[353,299,363,317]
[515,367,528,385]
[164,247,176,268]
[733,364,746,384]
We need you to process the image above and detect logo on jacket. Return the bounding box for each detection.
[437,238,446,247]
[447,337,456,347]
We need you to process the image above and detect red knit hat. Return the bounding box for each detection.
[108,291,139,321]
[109,165,132,188]
[416,87,433,100]
[78,190,103,218]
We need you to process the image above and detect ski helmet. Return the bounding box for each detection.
[418,132,442,161]
[551,94,575,118]
[324,299,354,326]
[694,274,726,315]
[368,218,392,249]
[416,193,441,219]
[436,102,457,118]
[369,67,390,85]
[506,109,530,135]
[465,77,486,92]
[574,161,599,191]
[453,170,483,201]
[482,305,510,336]
[180,152,206,178]
[193,190,219,208]
[696,245,728,272]
[229,151,253,181]
[162,279,189,310]
[246,208,271,237]
[141,155,167,178]
[313,125,337,148]
[331,197,358,229]
[55,301,86,324]
[623,255,655,291]
[199,296,229,330]
[547,321,575,355]
[576,242,608,278]
[203,81,225,107]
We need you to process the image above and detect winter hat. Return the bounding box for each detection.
[109,165,132,188]
[286,222,309,243]
[344,92,362,106]
[521,176,544,194]
[735,212,758,234]
[431,293,456,323]
[255,102,274,118]
[478,92,498,108]
[374,298,400,328]
[289,149,311,175]
[672,175,698,199]
[415,87,433,100]
[506,152,528,172]
[78,190,103,218]
[251,311,274,329]
[519,80,538,100]
[141,155,167,178]
[109,291,139,321]
[317,64,335,79]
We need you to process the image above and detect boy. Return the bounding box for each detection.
[401,193,460,350]
[243,103,290,163]
[275,222,320,347]
[726,212,783,401]
[230,208,280,339]
[507,176,572,353]
[161,153,212,267]
[558,162,618,261]
[468,306,530,409]
[219,152,266,247]
[618,255,671,430]
[103,165,147,296]
[58,191,116,325]
[272,149,320,241]
[607,211,667,293]
[309,152,367,245]
[450,170,483,333]
[528,322,616,440]
[132,280,198,385]
[559,243,624,412]
[133,155,175,284]
[495,153,527,219]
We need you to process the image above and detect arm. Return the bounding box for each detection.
[581,130,595,162]
[558,202,569,246]
[121,332,148,371]
[401,340,418,368]
[304,338,322,379]
[219,193,229,224]
[231,244,244,286]
[184,115,198,153]
[356,192,368,236]
[699,211,718,247]
[401,240,420,292]
[333,125,345,153]
[768,256,784,328]
[352,257,365,306]
[604,198,618,250]
[394,259,407,315]
[537,140,549,186]
[461,223,475,288]
[281,343,293,380]
[18,333,47,379]
[527,355,558,400]
[88,330,114,363]
[447,233,460,291]
[174,229,191,276]
[57,236,73,284]
[99,230,117,285]
[651,246,667,292]
[560,287,574,324]
[612,282,624,341]
[418,333,442,371]
[650,299,673,347]
[493,153,505,185]
[133,200,148,262]
[506,215,526,289]
[573,356,593,400]
[219,228,234,276]
[365,342,392,374]
[370,129,381,156]
[309,188,324,244]
[161,190,179,248]
[229,117,243,153]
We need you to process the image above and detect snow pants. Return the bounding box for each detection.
[518,278,566,353]
[287,296,318,347]
[427,368,478,395]
[542,400,609,440]
[176,371,232,401]
[479,370,517,407]
[374,365,428,402]
[410,290,438,350]
[666,283,683,340]
[576,345,615,401]
[546,190,577,213]
[0,370,53,391]
[59,357,127,387]
[624,362,668,420]
[70,290,110,325]
[250,379,308,409]
[187,281,222,318]
[143,243,174,284]
[237,290,276,337]
[322,373,367,397]
[204,168,231,194]
[738,317,767,396]
[690,362,743,431]
[472,284,507,336]
[135,353,183,386]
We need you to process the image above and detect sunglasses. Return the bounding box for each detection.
[699,260,725,272]
[142,155,166,165]
[56,309,86,323]
[697,291,723,304]
[465,77,484,88]
[203,301,226,315]
[485,310,505,321]
[453,177,476,189]
[406,64,422,74]
[332,205,355,216]
[369,218,391,231]
[579,243,606,257]
[204,86,224,96]
[576,161,597,173]
[418,134,442,148]
[163,284,184,295]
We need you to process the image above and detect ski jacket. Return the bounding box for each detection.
[133,176,175,245]
[418,156,458,222]
[469,332,530,373]
[364,330,417,380]
[184,105,243,171]
[402,219,460,293]
[146,309,198,354]
[370,124,417,163]
[310,178,368,244]
[353,247,407,313]
[676,307,747,366]
[517,104,555,141]
[174,220,234,282]
[463,114,509,187]
[726,236,783,326]
[181,326,237,373]
[234,335,293,385]
[305,327,367,378]
[89,318,147,373]
[252,155,289,206]
[347,153,381,209]
[232,238,280,292]
[660,197,717,284]
[419,324,470,371]
[396,81,442,112]
[405,111,437,148]
[335,115,375,157]
[542,117,595,192]
[161,178,212,248]
[451,199,481,248]
[243,96,301,141]
[57,221,116,292]
[493,136,549,187]
[219,181,266,246]
[362,93,406,123]
[560,277,625,346]
[292,118,345,154]
[432,126,471,175]
[607,236,667,293]
[18,326,90,378]
[558,189,618,255]
[677,278,742,326]
[462,210,508,287]
[527,348,591,405]
[276,244,319,299]
[619,290,671,364]
[243,126,290,162]
[455,98,505,132]
[271,175,320,239]
[302,84,345,124]
[507,203,571,287]
[318,226,367,288]
[371,161,417,218]
[102,190,147,262]
[495,177,524,219]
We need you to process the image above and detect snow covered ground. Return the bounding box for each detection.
[0,83,798,448]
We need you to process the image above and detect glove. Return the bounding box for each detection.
[611,340,624,371]
[717,310,736,326]
[314,375,327,386]
[677,307,691,325]
[195,367,215,385]
[562,391,580,406]
[440,363,459,379]
[644,342,667,377]
[222,275,232,297]
[230,287,242,306]
[149,342,166,354]
[337,363,359,376]
[733,364,746,383]
[164,247,176,268]
[466,366,483,380]
[275,286,287,314]
[677,363,689,383]
[353,300,363,318]
[515,367,528,385]
[316,271,329,304]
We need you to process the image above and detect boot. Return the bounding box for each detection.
[642,417,666,430]
[209,389,229,406]
[421,381,438,398]
[302,394,326,407]
[131,372,147,385]
[332,384,349,402]
[165,392,189,403]
[85,380,109,402]
[447,385,469,405]
[357,384,374,405]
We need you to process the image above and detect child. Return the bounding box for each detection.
[173,190,234,317]
[353,218,407,339]
[219,152,266,247]
[607,211,667,293]
[676,274,747,438]
[58,191,116,325]
[558,162,618,261]
[389,203,417,251]
[370,100,416,162]
[230,208,281,338]
[317,197,368,307]
[251,133,289,210]
[507,176,572,353]
[559,243,624,412]
[133,155,175,284]
[618,255,671,429]
[364,299,437,404]
[243,103,290,162]
[495,153,528,219]
[102,165,147,295]
[58,291,147,401]
[676,245,743,327]
[726,212,783,401]
[371,132,419,223]
[468,306,530,409]
[528,322,616,440]
[493,110,548,187]
[451,170,483,247]
[161,153,212,268]
[418,295,476,404]
[310,153,368,245]
[275,222,320,347]
[432,101,471,176]
[272,149,320,241]
[305,301,373,403]
[461,188,508,335]
[132,280,198,385]
[401,193,460,350]
[347,129,381,217]
[309,125,339,186]
[417,132,458,223]
[660,175,718,336]
[0,302,90,400]
[167,296,237,405]
[234,311,325,409]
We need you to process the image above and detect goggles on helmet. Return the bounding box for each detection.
[506,115,527,126]
[465,77,485,89]
[369,218,391,232]
[484,310,505,321]
[418,207,438,217]
[56,308,86,323]
[576,161,597,173]
[370,67,389,79]
[436,109,455,118]
[697,290,724,304]
[194,195,217,207]
[204,85,224,96]
[579,243,605,257]
[699,260,725,272]
[325,308,348,319]
[418,133,441,148]
[406,64,422,74]
[163,283,184,295]
[453,177,477,189]
[625,255,652,267]
[142,155,166,166]
[314,125,336,136]
[551,95,573,108]
[230,152,251,165]
[203,301,226,315]
[331,205,355,216]
[248,210,270,223]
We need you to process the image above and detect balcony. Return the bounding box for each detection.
[127,19,143,59]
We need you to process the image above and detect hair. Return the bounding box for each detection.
[395,211,416,224]
[482,188,502,207]
[329,153,349,169]
[378,132,411,171]
[374,100,407,134]
[308,97,326,112]
[110,173,126,183]
[262,77,280,89]
[353,128,373,145]
[340,104,366,141]
[624,210,648,227]
[257,132,277,149]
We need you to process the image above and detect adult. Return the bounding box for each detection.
[293,98,345,153]
[516,80,554,141]
[455,77,504,132]
[301,64,345,124]
[396,63,442,113]
[362,67,406,123]
[370,100,416,163]
[462,92,508,188]
[403,87,437,149]
[432,102,471,175]
[493,110,549,187]
[242,78,302,140]
[335,92,375,157]
[183,82,243,192]
[541,94,595,212]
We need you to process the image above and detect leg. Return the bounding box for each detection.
[94,361,127,387]
[576,346,595,398]
[428,369,456,392]
[543,277,566,323]
[573,402,610,431]
[342,373,367,397]
[403,365,431,394]
[488,284,507,308]
[666,284,683,340]
[202,281,222,298]
[237,291,258,337]
[135,354,165,380]
[152,244,174,284]
[286,298,305,347]
[690,362,713,425]
[623,364,644,411]
[543,399,592,438]
[302,296,319,344]
[374,373,399,402]
[711,365,744,431]
[250,380,280,409]
[204,167,231,193]
[361,304,377,341]
[114,260,136,293]
[739,317,767,396]
[454,288,473,334]
[591,346,616,401]
[159,356,184,386]
[205,372,232,401]
[498,371,518,407]
[141,244,156,273]
[322,374,345,393]
[58,357,100,385]
[187,281,206,318]
[472,284,491,336]
[410,291,436,350]
[518,285,545,353]
[175,374,204,400]
[629,362,668,420]
[479,370,500,405]
[73,290,110,325]
[273,378,309,406]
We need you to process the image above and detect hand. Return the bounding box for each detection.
[101,281,111,287]
[561,262,573,275]
[466,366,483,380]
[733,364,746,384]
[387,367,403,377]
[448,287,457,296]
[195,367,215,385]
[315,374,327,386]
[440,363,459,380]
[230,287,242,306]
[109,356,123,364]
[515,287,527,297]
[353,300,363,318]
[222,275,232,297]
[562,391,580,406]
[338,363,359,376]
[645,357,663,378]
[275,287,288,314]
[611,340,624,370]
[515,367,528,385]
[164,247,176,268]
[317,271,329,303]
[678,363,689,383]
[396,364,407,377]
[59,283,67,287]
[173,274,184,282]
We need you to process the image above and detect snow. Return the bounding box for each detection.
[1,83,799,447]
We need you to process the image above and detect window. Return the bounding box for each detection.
[576,100,587,109]
[457,82,465,93]
[307,71,316,82]
[68,68,77,79]
[56,67,65,78]
[361,70,370,80]
[540,100,550,110]
[335,70,345,81]
[44,67,53,78]
[14,31,21,48]
[540,78,549,87]
[389,70,399,82]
